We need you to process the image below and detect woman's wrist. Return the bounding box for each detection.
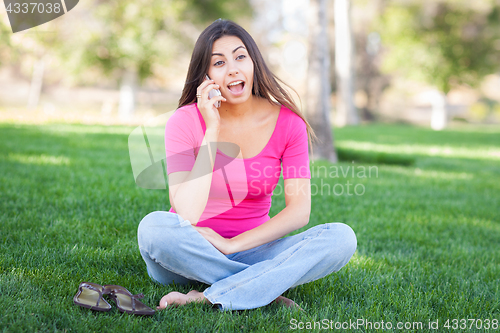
[204,128,219,166]
[226,237,238,255]
[205,127,219,137]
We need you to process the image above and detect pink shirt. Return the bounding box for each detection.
[165,102,311,238]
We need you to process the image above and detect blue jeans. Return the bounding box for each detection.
[137,211,357,311]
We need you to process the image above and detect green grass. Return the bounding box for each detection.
[1,121,499,332]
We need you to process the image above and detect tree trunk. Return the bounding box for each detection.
[119,68,137,120]
[27,58,45,110]
[249,0,283,68]
[306,0,337,163]
[430,90,447,130]
[334,0,358,126]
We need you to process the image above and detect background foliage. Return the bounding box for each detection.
[377,1,500,93]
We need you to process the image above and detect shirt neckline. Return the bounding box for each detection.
[196,104,283,161]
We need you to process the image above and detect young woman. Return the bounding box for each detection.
[137,19,357,311]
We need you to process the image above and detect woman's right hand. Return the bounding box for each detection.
[196,79,226,132]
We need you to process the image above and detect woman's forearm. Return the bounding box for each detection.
[172,128,219,224]
[228,203,310,254]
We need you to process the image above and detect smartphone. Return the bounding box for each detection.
[205,74,221,108]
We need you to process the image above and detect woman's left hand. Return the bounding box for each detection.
[192,226,235,255]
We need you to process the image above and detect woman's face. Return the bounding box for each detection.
[207,35,254,105]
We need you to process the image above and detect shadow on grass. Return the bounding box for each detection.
[337,147,415,166]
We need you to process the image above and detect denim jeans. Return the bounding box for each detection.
[137,211,357,311]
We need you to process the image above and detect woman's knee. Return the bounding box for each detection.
[325,223,357,259]
[137,211,182,248]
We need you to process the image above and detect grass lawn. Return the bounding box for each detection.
[0,121,499,332]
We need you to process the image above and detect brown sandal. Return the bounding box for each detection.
[103,285,155,316]
[73,282,112,312]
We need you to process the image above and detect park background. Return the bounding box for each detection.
[1,0,499,332]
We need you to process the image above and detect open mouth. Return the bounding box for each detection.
[227,80,245,94]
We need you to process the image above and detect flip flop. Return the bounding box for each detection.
[103,284,155,316]
[73,282,112,312]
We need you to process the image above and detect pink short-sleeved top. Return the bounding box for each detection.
[165,102,310,238]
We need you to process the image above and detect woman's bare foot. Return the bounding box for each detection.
[273,296,304,311]
[157,290,211,310]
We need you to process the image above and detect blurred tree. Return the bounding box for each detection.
[377,1,500,129]
[355,31,390,121]
[334,0,359,126]
[24,31,61,110]
[0,18,55,109]
[0,20,13,68]
[55,0,252,118]
[352,0,388,121]
[307,0,337,162]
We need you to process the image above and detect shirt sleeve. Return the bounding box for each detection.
[281,113,311,179]
[165,110,197,175]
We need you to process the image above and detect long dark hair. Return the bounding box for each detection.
[178,19,318,154]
